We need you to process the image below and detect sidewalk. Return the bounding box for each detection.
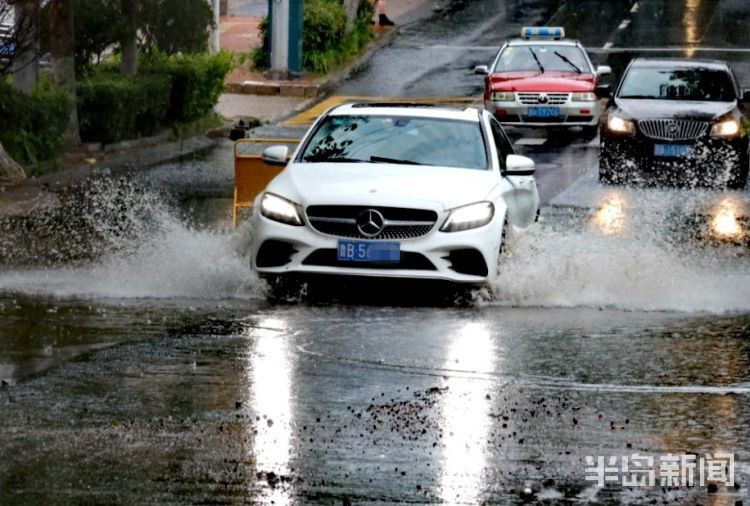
[214,0,439,120]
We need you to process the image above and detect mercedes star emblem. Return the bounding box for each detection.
[357,209,385,237]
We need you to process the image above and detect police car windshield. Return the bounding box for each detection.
[495,45,589,73]
[300,115,489,170]
[619,68,736,101]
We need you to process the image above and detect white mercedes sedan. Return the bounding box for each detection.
[250,103,540,291]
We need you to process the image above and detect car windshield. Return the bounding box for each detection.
[300,115,488,170]
[618,67,736,101]
[494,45,590,73]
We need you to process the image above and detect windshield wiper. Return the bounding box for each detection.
[553,51,581,73]
[303,156,367,163]
[527,47,544,73]
[370,155,424,165]
[618,95,660,99]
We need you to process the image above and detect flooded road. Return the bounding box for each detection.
[3,0,750,503]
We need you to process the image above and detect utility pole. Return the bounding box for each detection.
[208,0,220,54]
[268,0,302,78]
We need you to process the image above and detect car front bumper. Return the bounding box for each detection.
[600,131,748,183]
[485,98,600,127]
[250,207,505,285]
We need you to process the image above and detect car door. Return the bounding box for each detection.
[486,113,539,228]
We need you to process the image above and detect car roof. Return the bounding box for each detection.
[328,103,481,122]
[628,58,730,71]
[507,39,581,48]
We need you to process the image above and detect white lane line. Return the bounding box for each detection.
[588,46,750,53]
[630,1,639,13]
[515,138,547,146]
[617,19,631,30]
[603,41,614,49]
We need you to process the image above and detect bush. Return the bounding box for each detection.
[0,79,72,165]
[141,51,235,123]
[254,0,374,74]
[77,74,172,144]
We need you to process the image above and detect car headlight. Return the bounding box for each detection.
[710,118,740,138]
[440,202,495,232]
[607,113,635,134]
[491,91,515,102]
[260,192,303,226]
[571,92,596,102]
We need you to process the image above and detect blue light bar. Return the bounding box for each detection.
[521,27,565,40]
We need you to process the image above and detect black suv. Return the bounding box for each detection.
[600,58,749,189]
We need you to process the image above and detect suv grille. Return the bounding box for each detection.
[306,205,438,240]
[639,119,708,141]
[518,92,569,105]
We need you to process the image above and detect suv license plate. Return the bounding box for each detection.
[337,240,400,262]
[654,144,692,157]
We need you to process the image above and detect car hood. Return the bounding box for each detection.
[490,71,595,92]
[267,163,498,211]
[614,99,737,121]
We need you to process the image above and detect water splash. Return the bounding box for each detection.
[492,190,750,313]
[0,179,260,300]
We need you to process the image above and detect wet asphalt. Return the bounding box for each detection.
[2,0,750,504]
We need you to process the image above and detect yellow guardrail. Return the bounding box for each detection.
[232,138,300,228]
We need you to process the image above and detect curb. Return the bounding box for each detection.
[225,26,400,98]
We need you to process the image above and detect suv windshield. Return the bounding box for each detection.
[300,115,488,170]
[618,68,736,101]
[494,45,589,73]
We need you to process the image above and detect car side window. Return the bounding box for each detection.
[489,118,514,169]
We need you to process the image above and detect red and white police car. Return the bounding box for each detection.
[475,27,612,137]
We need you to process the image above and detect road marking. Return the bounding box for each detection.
[617,19,631,30]
[630,2,639,13]
[602,41,614,49]
[588,46,750,53]
[282,95,482,127]
[514,138,547,146]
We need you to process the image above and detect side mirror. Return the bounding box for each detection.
[261,145,290,166]
[596,65,612,77]
[503,154,535,176]
[595,84,612,98]
[741,89,750,103]
[474,65,489,75]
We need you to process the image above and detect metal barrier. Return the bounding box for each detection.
[232,137,300,228]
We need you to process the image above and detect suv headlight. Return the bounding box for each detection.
[491,91,515,102]
[571,92,596,102]
[441,202,494,232]
[260,192,303,226]
[607,113,635,134]
[711,118,740,138]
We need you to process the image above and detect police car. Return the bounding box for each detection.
[475,27,611,137]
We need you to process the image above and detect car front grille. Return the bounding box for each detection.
[518,92,569,105]
[638,119,708,141]
[302,249,437,270]
[306,206,438,240]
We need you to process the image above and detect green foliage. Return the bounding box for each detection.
[140,0,214,55]
[77,74,172,144]
[140,51,235,123]
[73,0,122,75]
[254,0,374,74]
[251,16,270,70]
[0,80,72,165]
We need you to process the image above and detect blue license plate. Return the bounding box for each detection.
[654,144,692,157]
[527,106,561,118]
[337,240,400,262]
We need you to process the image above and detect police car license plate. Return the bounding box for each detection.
[337,240,400,262]
[654,144,692,157]
[527,106,561,118]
